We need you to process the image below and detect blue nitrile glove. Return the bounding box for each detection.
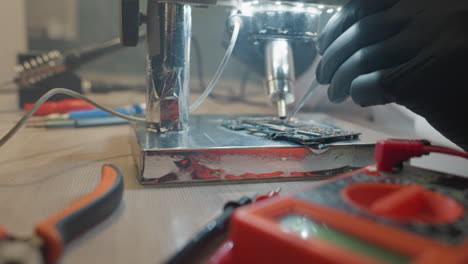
[315,0,468,150]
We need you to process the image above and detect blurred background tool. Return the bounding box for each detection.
[12,34,144,89]
[5,34,144,108]
[23,99,94,116]
[28,116,129,128]
[33,103,144,121]
[0,164,123,264]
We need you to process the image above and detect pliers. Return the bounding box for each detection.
[0,164,124,264]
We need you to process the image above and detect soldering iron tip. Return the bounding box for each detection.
[277,99,287,120]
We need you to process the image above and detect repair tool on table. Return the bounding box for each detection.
[206,140,468,264]
[23,99,94,116]
[27,116,130,129]
[0,164,124,264]
[26,103,145,128]
[119,0,382,186]
[38,104,144,121]
[11,35,145,90]
[4,33,145,108]
[166,189,280,264]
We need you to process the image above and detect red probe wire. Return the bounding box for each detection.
[375,140,468,172]
[423,145,468,159]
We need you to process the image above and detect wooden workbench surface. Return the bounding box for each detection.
[0,91,324,263]
[1,87,466,263]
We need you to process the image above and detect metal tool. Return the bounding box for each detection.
[12,35,144,89]
[233,1,344,119]
[286,77,320,122]
[265,39,296,119]
[23,99,94,116]
[28,116,130,128]
[0,165,124,264]
[33,104,144,121]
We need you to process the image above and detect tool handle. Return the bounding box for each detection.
[68,108,134,120]
[75,117,129,127]
[56,99,94,114]
[24,99,94,116]
[35,164,124,264]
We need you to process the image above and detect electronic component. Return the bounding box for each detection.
[221,117,360,149]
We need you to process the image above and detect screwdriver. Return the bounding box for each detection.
[28,116,129,128]
[34,104,145,121]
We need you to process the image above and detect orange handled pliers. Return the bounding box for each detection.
[0,164,124,264]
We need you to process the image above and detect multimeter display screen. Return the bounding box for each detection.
[279,215,410,264]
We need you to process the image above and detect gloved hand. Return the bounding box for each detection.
[315,0,468,150]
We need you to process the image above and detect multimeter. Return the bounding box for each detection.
[208,140,468,264]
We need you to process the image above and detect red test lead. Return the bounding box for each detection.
[375,139,468,172]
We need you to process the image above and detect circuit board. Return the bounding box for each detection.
[221,117,360,149]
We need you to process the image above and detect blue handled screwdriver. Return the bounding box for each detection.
[32,104,144,122]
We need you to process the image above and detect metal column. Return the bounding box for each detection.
[146,1,192,132]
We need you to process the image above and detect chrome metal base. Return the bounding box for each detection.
[130,115,379,186]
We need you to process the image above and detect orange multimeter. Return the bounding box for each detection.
[208,141,468,264]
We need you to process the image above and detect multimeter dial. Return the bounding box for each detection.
[296,168,468,245]
[342,183,464,224]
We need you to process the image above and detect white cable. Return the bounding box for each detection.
[1,17,240,148]
[0,88,146,149]
[190,17,241,112]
